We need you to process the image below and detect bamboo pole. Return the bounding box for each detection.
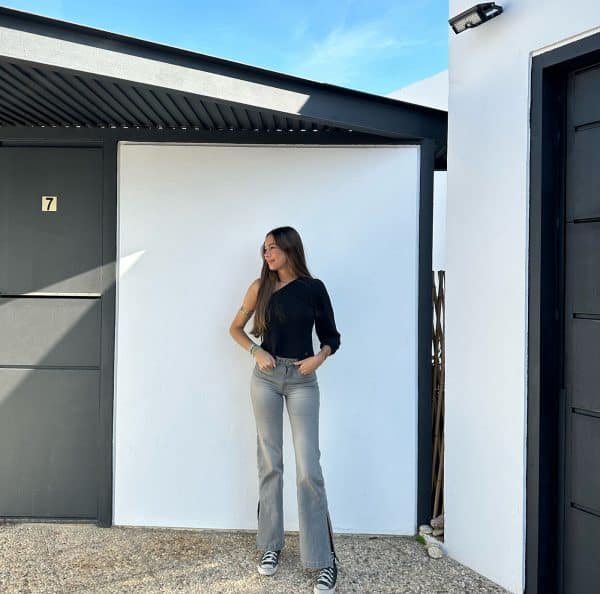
[431,271,445,521]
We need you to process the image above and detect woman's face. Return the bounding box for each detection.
[263,234,288,272]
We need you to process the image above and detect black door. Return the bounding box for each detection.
[0,147,104,519]
[562,63,600,593]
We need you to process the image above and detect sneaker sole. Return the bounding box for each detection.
[257,563,278,576]
[313,585,336,594]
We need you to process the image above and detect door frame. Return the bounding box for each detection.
[527,31,600,594]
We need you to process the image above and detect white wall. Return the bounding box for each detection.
[447,2,600,592]
[388,70,448,111]
[114,144,421,535]
[433,171,446,272]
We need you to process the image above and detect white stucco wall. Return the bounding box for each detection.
[114,144,421,535]
[446,2,600,592]
[432,171,446,272]
[388,70,448,111]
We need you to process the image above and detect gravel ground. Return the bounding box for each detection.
[0,522,509,593]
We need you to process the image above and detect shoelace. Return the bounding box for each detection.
[260,550,279,567]
[316,564,336,588]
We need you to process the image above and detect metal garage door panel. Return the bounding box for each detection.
[0,369,99,517]
[566,127,600,221]
[570,413,600,513]
[564,507,600,594]
[565,221,600,313]
[0,298,101,367]
[0,147,102,295]
[571,65,600,125]
[561,64,600,594]
[565,318,600,411]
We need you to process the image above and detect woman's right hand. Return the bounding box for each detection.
[255,348,276,371]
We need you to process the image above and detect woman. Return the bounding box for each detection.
[229,226,341,594]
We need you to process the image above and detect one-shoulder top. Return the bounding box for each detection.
[260,276,341,359]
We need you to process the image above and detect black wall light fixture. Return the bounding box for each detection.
[449,3,503,34]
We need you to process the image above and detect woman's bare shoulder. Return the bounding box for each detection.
[244,278,261,302]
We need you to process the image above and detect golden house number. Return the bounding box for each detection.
[42,196,58,212]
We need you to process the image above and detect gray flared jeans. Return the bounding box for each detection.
[250,355,337,569]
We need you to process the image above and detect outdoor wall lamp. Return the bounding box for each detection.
[448,3,503,34]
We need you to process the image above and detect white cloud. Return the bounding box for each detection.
[288,20,429,86]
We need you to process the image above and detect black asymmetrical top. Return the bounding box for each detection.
[260,276,341,359]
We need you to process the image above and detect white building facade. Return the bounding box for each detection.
[446,2,600,593]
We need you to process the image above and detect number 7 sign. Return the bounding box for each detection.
[41,196,57,212]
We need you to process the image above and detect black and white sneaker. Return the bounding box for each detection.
[257,549,281,576]
[313,551,338,593]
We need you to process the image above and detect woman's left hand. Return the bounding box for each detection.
[294,355,322,375]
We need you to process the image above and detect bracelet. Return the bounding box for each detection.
[250,343,261,357]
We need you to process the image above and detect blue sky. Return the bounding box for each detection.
[3,0,449,96]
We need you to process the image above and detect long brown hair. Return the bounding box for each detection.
[250,226,312,338]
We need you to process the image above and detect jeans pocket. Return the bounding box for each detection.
[256,362,275,375]
[293,364,316,380]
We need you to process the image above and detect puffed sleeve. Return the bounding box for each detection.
[313,278,341,356]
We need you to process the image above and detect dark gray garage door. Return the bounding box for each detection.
[0,147,103,519]
[563,63,600,593]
